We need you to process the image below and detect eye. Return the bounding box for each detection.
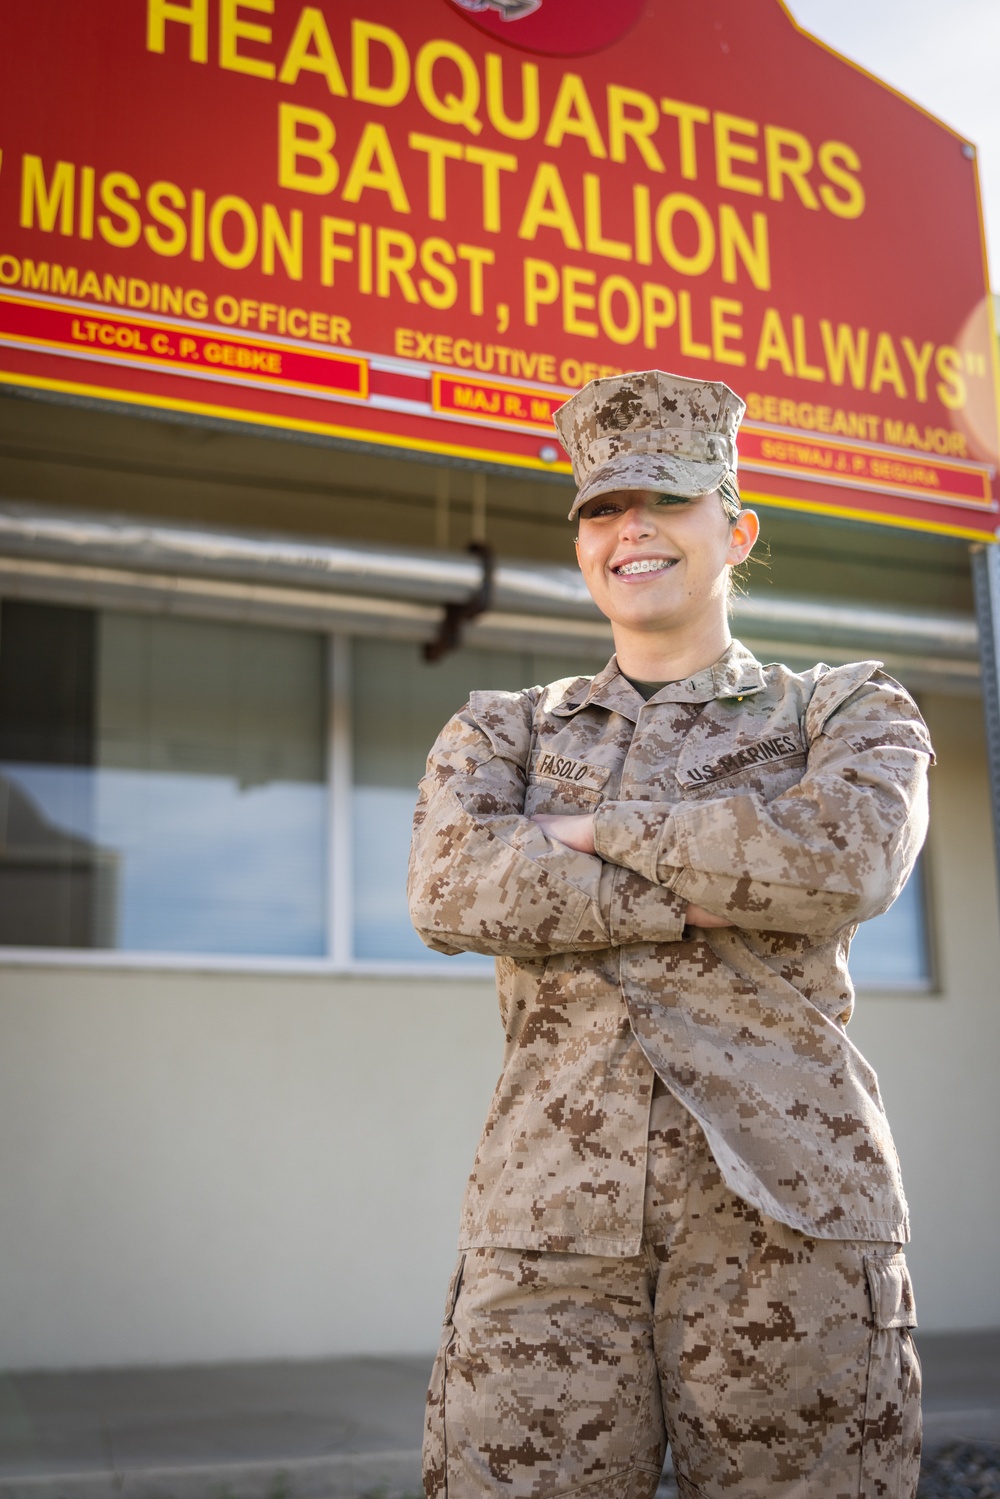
[580,498,623,520]
[653,493,690,507]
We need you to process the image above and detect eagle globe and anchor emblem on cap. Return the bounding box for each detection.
[446,0,645,56]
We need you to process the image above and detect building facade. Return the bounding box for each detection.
[0,384,998,1370]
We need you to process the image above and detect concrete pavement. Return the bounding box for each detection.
[0,1332,997,1499]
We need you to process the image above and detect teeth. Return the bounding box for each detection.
[616,558,675,576]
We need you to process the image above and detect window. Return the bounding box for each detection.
[848,859,932,990]
[0,598,933,985]
[350,637,607,965]
[0,600,607,964]
[0,602,327,956]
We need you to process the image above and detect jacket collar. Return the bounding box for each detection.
[551,639,767,722]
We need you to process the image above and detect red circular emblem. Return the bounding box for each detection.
[444,0,646,57]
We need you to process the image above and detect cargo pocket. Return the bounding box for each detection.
[423,1254,466,1499]
[861,1251,921,1499]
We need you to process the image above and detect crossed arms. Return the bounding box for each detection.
[407,672,931,959]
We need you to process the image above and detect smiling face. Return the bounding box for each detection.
[574,488,759,673]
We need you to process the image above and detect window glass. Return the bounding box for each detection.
[351,638,609,964]
[848,858,931,988]
[0,603,327,956]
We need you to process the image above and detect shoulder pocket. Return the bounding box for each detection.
[805,661,882,741]
[468,689,534,767]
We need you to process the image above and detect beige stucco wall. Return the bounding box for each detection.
[848,691,1000,1332]
[0,968,502,1369]
[0,694,998,1371]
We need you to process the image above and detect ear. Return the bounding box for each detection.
[727,508,759,566]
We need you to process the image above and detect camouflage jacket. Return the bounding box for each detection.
[408,641,933,1251]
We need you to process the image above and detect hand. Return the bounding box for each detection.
[531,812,596,854]
[684,902,732,928]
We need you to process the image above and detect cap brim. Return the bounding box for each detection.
[567,453,728,520]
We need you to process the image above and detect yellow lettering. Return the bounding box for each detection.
[819,320,869,389]
[755,307,794,375]
[278,7,347,94]
[660,98,709,181]
[935,345,966,410]
[147,0,207,62]
[714,112,762,195]
[633,184,652,265]
[655,193,714,277]
[464,145,516,234]
[98,171,141,248]
[711,296,745,366]
[583,174,630,260]
[145,180,187,256]
[818,141,865,218]
[607,86,664,172]
[870,332,907,398]
[409,133,462,221]
[191,188,206,259]
[457,243,493,315]
[544,74,606,158]
[764,126,819,208]
[261,203,302,278]
[518,162,582,249]
[599,274,641,345]
[278,103,338,194]
[563,266,598,338]
[718,204,770,290]
[418,236,457,309]
[484,53,539,140]
[641,283,675,349]
[415,38,482,135]
[342,123,410,213]
[79,166,95,240]
[52,264,80,296]
[20,156,74,235]
[352,20,410,108]
[377,228,418,301]
[678,290,710,358]
[208,194,258,269]
[320,216,355,287]
[792,314,824,381]
[220,0,274,78]
[901,336,934,403]
[524,256,559,325]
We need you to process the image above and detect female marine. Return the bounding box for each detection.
[408,370,930,1499]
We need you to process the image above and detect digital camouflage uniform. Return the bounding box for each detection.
[407,372,931,1499]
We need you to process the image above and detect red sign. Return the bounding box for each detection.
[0,0,997,539]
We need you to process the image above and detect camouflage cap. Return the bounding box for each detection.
[554,370,747,520]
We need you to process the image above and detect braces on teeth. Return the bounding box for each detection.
[616,559,675,575]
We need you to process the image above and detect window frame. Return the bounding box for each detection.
[0,606,937,991]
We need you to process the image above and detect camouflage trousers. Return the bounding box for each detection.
[424,1081,921,1499]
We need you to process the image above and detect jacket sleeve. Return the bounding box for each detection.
[591,667,933,938]
[408,689,687,957]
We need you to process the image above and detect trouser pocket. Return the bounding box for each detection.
[861,1251,922,1499]
[423,1254,466,1499]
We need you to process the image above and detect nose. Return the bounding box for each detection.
[618,501,655,540]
